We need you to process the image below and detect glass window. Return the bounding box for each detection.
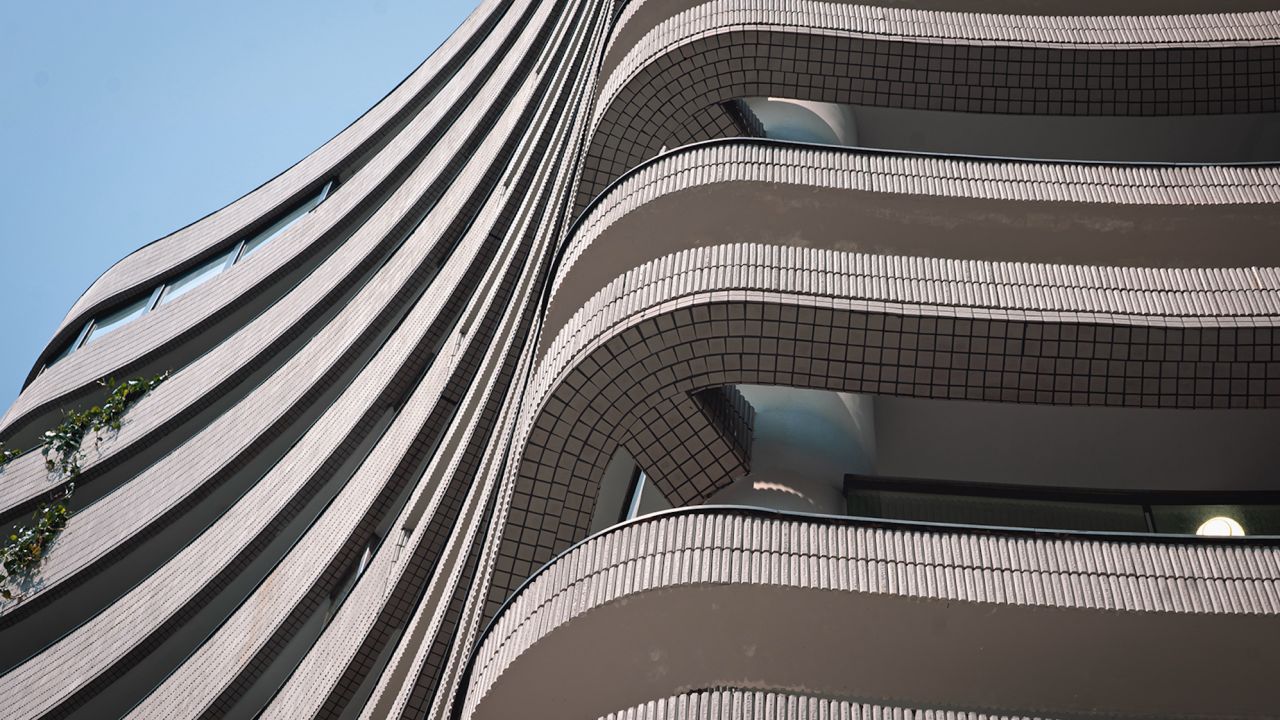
[82,296,151,346]
[157,249,235,306]
[1151,504,1280,536]
[845,479,1280,537]
[238,185,330,260]
[846,488,1148,533]
[45,321,92,367]
[40,179,335,363]
[45,341,75,367]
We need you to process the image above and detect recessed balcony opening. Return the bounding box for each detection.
[728,96,1280,164]
[594,385,1280,536]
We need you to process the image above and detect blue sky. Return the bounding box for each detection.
[0,1,477,411]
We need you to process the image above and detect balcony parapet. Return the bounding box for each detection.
[463,507,1280,720]
[580,0,1280,211]
[548,140,1280,353]
[488,148,1280,619]
[607,0,1280,81]
[595,689,1042,720]
[42,2,508,353]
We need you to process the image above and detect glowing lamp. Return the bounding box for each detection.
[1196,516,1245,537]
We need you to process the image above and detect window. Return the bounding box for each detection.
[237,181,332,260]
[728,96,1280,163]
[157,249,236,306]
[736,97,857,145]
[844,475,1280,537]
[43,178,335,366]
[846,487,1148,533]
[44,322,92,368]
[324,534,380,627]
[81,295,153,346]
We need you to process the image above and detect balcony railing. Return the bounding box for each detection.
[454,504,1280,720]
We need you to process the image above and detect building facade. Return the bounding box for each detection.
[2,0,1280,718]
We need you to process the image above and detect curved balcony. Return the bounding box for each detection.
[547,139,1280,354]
[579,0,1280,211]
[484,138,1280,612]
[606,0,1280,83]
[0,0,549,518]
[461,507,1280,720]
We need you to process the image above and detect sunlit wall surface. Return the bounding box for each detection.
[2,1,1280,719]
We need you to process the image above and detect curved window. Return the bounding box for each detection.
[237,184,331,259]
[157,249,237,306]
[736,97,856,145]
[587,453,672,533]
[42,180,334,372]
[81,294,155,346]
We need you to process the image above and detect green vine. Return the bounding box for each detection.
[0,486,72,599]
[41,372,169,479]
[0,371,168,598]
[0,443,19,469]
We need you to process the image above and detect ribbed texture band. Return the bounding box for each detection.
[596,689,1044,720]
[465,511,1280,717]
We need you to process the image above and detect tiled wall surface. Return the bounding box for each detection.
[580,1,1280,208]
[467,510,1280,719]
[1,1,1279,718]
[0,0,534,439]
[489,236,1280,616]
[550,141,1280,350]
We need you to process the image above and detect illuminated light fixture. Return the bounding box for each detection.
[1196,516,1246,537]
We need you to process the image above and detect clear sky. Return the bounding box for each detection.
[0,0,478,411]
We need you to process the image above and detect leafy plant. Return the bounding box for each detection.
[0,371,168,598]
[0,444,19,469]
[0,486,72,600]
[42,372,169,479]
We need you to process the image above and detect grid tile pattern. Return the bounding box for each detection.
[489,240,1280,611]
[398,496,497,720]
[579,2,1280,209]
[605,1,1280,81]
[5,1,1280,717]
